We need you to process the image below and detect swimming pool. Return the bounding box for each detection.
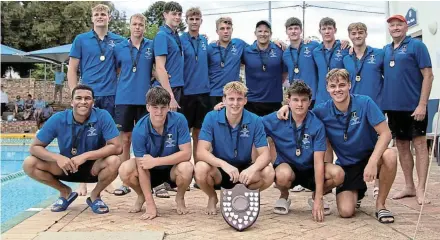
[1,138,78,230]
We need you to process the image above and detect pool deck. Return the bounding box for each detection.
[3,152,440,240]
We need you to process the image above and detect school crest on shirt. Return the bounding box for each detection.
[87,125,97,137]
[269,49,277,58]
[302,134,311,149]
[335,49,343,61]
[399,45,408,54]
[165,134,176,147]
[303,47,311,57]
[108,40,116,48]
[240,124,250,138]
[201,41,207,51]
[367,54,376,64]
[350,111,361,126]
[231,45,238,55]
[144,48,153,59]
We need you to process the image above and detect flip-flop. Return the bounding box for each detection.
[290,185,305,192]
[356,200,361,209]
[113,186,131,196]
[51,192,78,212]
[375,209,395,224]
[154,188,170,198]
[373,187,379,200]
[308,198,331,216]
[86,197,109,214]
[273,198,291,215]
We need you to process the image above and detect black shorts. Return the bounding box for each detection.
[115,105,147,132]
[172,87,183,106]
[95,95,115,118]
[55,160,98,183]
[273,162,316,191]
[386,110,428,140]
[245,102,281,117]
[180,93,211,129]
[216,163,252,189]
[210,96,223,108]
[336,160,368,201]
[150,166,177,189]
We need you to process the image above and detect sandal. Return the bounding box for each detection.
[356,200,361,209]
[273,198,291,215]
[154,184,170,198]
[51,192,78,212]
[375,209,395,224]
[86,197,109,214]
[373,186,379,200]
[114,185,131,196]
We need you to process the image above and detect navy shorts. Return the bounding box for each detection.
[209,96,223,108]
[55,160,98,183]
[150,166,177,189]
[245,102,281,117]
[180,93,211,129]
[216,163,252,189]
[172,87,183,106]
[273,162,316,191]
[336,160,368,201]
[95,95,115,118]
[115,105,147,132]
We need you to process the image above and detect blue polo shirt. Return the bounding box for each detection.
[180,32,210,95]
[382,36,432,111]
[153,25,184,88]
[262,111,326,170]
[343,46,384,108]
[69,30,125,96]
[207,38,248,96]
[132,112,191,169]
[199,108,267,166]
[34,100,46,110]
[243,42,285,103]
[55,72,65,85]
[114,38,154,105]
[312,40,349,105]
[36,108,119,158]
[313,94,386,166]
[283,41,320,100]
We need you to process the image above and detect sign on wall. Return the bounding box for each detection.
[405,8,417,27]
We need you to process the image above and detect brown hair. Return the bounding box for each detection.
[347,22,367,32]
[319,17,336,29]
[326,69,350,83]
[164,1,182,13]
[285,17,302,30]
[186,7,202,18]
[130,13,146,24]
[216,17,233,29]
[286,80,312,100]
[146,87,171,106]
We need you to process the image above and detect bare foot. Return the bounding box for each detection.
[176,197,188,215]
[205,195,218,215]
[416,189,431,205]
[391,187,416,200]
[140,204,157,220]
[76,183,87,196]
[129,196,145,213]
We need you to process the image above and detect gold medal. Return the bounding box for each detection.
[296,148,301,156]
[355,75,361,82]
[100,55,105,61]
[294,67,299,74]
[132,67,137,73]
[389,60,395,67]
[71,148,77,155]
[221,62,225,68]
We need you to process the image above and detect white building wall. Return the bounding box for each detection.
[388,1,440,99]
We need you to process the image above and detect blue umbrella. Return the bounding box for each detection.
[27,44,72,63]
[1,44,50,63]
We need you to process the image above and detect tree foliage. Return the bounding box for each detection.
[143,1,186,34]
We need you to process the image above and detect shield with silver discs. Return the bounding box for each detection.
[220,184,260,231]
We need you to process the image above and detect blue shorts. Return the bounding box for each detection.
[95,95,115,118]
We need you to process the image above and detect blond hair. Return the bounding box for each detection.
[92,4,110,14]
[130,13,146,23]
[186,7,202,18]
[326,69,350,83]
[348,22,367,32]
[216,17,233,29]
[223,81,248,97]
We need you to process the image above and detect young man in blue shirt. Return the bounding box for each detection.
[263,81,344,221]
[195,81,275,215]
[154,1,184,112]
[22,85,122,214]
[283,17,320,109]
[383,15,434,205]
[113,13,155,196]
[118,87,193,220]
[68,4,125,196]
[242,20,286,117]
[53,65,65,104]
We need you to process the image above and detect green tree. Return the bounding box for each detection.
[143,1,186,33]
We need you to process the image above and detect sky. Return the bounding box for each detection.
[113,0,389,48]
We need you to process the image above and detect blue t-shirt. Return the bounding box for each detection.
[283,41,320,100]
[36,108,119,158]
[114,38,155,105]
[312,40,350,105]
[382,36,432,111]
[208,38,248,96]
[313,94,386,166]
[243,42,285,103]
[180,32,210,95]
[132,112,191,169]
[199,108,268,166]
[263,111,326,170]
[69,30,125,96]
[55,72,65,85]
[343,46,384,108]
[153,25,184,88]
[34,100,46,110]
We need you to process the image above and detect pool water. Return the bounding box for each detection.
[1,143,78,226]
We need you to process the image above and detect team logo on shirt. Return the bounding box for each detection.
[269,49,277,58]
[108,40,116,48]
[240,124,250,137]
[303,47,311,57]
[87,125,97,137]
[165,134,175,147]
[367,54,376,64]
[399,45,408,54]
[335,49,343,61]
[145,48,153,59]
[350,111,361,126]
[201,41,207,51]
[231,45,238,55]
[302,134,311,149]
